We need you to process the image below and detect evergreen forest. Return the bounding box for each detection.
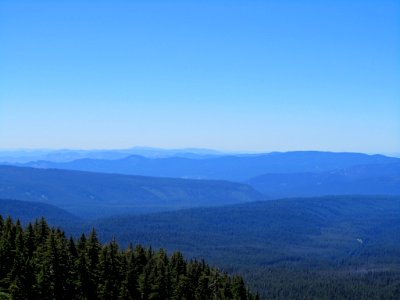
[0,216,257,300]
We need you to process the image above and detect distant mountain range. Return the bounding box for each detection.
[1,152,399,210]
[17,151,400,182]
[0,165,262,219]
[0,147,224,163]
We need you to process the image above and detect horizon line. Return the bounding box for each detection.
[0,146,398,157]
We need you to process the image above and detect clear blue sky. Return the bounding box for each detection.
[0,0,399,153]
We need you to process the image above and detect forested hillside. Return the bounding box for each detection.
[0,165,262,218]
[0,216,257,300]
[89,196,400,299]
[246,163,400,198]
[90,195,400,265]
[0,199,81,227]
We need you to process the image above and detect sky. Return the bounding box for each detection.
[0,0,399,154]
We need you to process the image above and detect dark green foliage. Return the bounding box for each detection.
[242,267,400,300]
[0,216,255,300]
[90,195,400,299]
[91,196,400,266]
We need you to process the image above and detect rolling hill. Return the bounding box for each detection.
[0,198,81,226]
[87,195,400,299]
[246,163,400,198]
[20,151,400,181]
[0,165,262,219]
[89,195,400,267]
[4,194,397,270]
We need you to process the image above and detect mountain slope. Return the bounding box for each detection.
[246,163,400,198]
[90,195,400,267]
[0,199,81,226]
[0,165,262,219]
[3,195,399,299]
[21,151,400,181]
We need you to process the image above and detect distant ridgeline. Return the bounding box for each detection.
[0,165,263,219]
[0,216,257,300]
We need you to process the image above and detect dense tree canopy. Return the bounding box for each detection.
[0,216,257,300]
